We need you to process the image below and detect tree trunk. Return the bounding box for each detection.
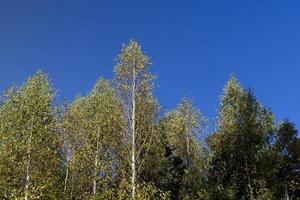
[245,156,254,200]
[64,166,69,193]
[24,122,33,200]
[93,130,100,195]
[131,68,136,199]
[186,133,190,165]
[24,153,31,200]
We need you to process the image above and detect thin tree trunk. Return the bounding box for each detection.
[186,133,190,165]
[70,189,73,200]
[245,159,254,200]
[24,153,31,200]
[64,146,71,194]
[241,127,254,200]
[64,166,69,193]
[282,155,290,200]
[24,122,33,200]
[93,130,100,195]
[70,175,74,200]
[131,67,136,199]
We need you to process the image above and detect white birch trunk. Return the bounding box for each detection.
[64,146,71,194]
[93,130,100,194]
[24,122,33,200]
[131,67,136,199]
[24,153,31,200]
[64,166,69,193]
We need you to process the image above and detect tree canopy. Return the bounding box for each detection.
[0,41,299,200]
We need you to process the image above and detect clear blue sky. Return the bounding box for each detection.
[0,1,299,130]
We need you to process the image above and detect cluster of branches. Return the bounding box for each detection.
[0,40,299,200]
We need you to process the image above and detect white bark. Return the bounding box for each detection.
[24,122,33,200]
[93,130,100,194]
[93,160,97,194]
[64,166,69,193]
[186,133,190,159]
[24,153,31,200]
[131,67,136,199]
[64,145,72,194]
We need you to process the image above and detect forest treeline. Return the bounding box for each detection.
[0,40,299,200]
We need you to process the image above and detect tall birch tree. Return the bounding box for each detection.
[208,76,275,199]
[62,78,124,199]
[159,97,207,199]
[0,71,62,199]
[114,40,154,198]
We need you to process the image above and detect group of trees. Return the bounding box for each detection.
[0,40,299,200]
[207,78,299,199]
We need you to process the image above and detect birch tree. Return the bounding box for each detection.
[208,76,275,199]
[158,97,207,199]
[164,98,204,163]
[114,40,155,199]
[270,121,300,200]
[0,71,63,199]
[63,78,124,199]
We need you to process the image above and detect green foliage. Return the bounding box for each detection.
[268,121,300,199]
[113,40,160,198]
[0,71,63,199]
[156,97,208,199]
[136,183,170,200]
[208,75,276,199]
[62,78,124,199]
[0,42,299,200]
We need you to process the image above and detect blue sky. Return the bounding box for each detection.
[0,1,299,130]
